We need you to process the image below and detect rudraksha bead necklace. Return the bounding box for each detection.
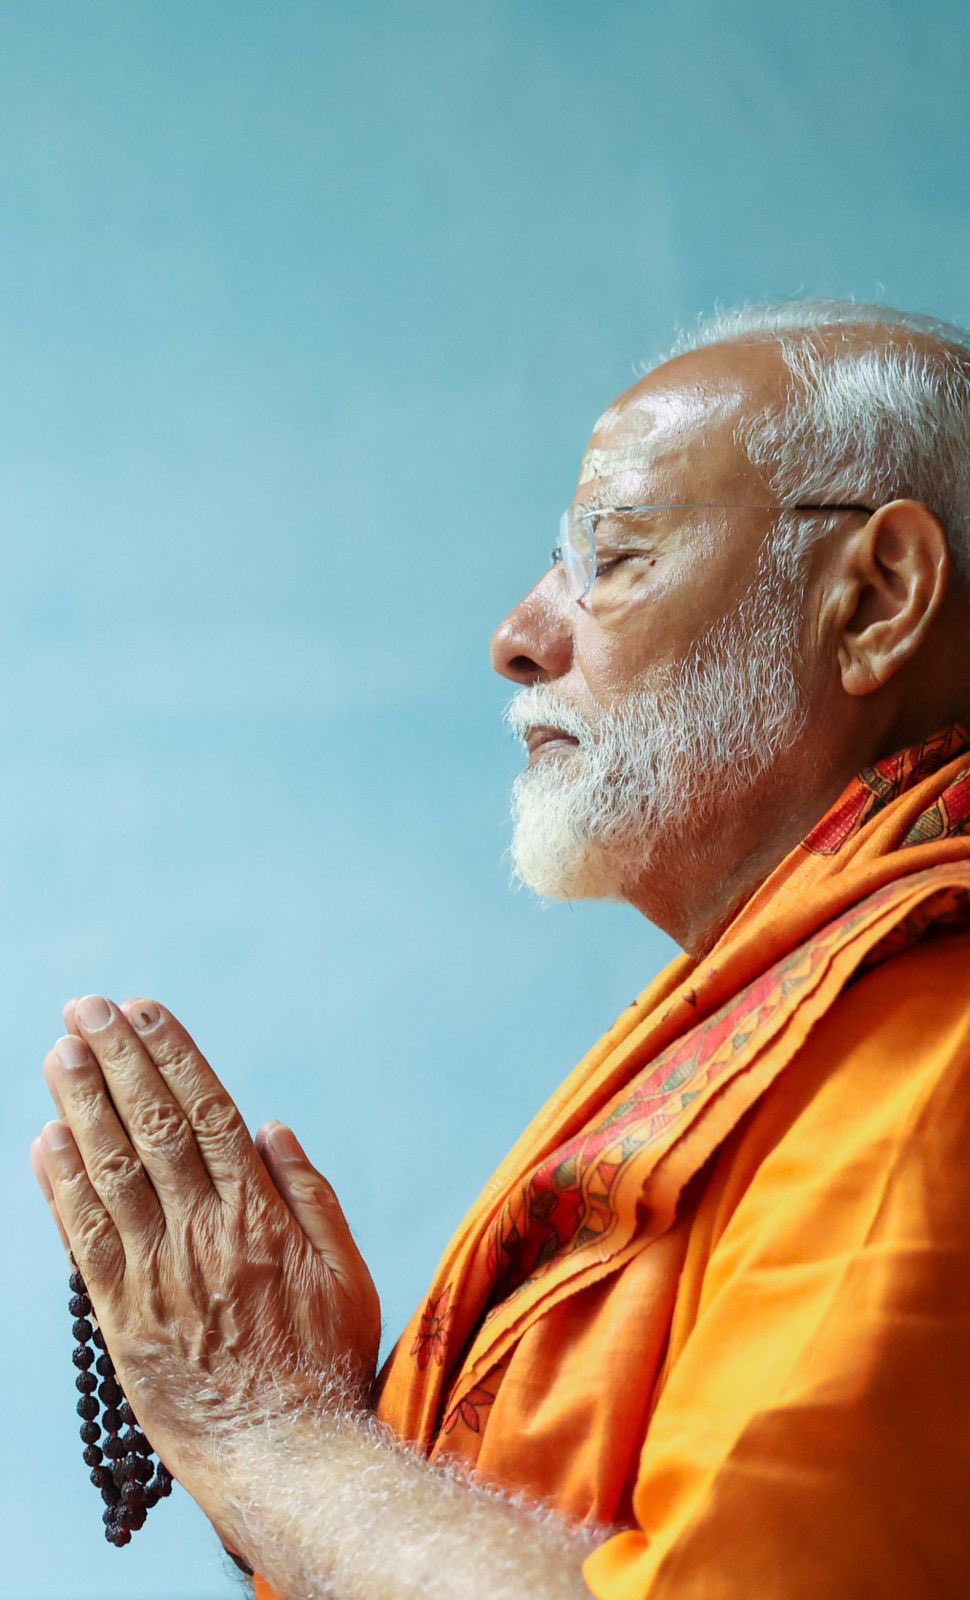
[69,1264,173,1546]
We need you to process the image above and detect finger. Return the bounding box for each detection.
[63,997,79,1035]
[44,1049,67,1117]
[71,995,213,1206]
[258,1122,365,1282]
[40,1119,125,1294]
[31,1134,70,1250]
[112,996,261,1200]
[46,1035,164,1243]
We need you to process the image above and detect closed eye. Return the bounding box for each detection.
[595,551,656,578]
[594,554,631,577]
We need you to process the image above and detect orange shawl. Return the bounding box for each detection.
[259,725,970,1597]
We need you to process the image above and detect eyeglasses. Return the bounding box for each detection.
[551,501,875,602]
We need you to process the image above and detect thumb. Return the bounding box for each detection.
[258,1121,357,1264]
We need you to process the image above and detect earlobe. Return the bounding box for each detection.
[836,500,949,699]
[839,640,882,697]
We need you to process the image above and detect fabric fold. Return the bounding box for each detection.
[376,725,970,1462]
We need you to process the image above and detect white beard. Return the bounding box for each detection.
[504,548,809,903]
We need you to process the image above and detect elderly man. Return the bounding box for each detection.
[33,299,970,1598]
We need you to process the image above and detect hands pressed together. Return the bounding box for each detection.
[31,995,381,1526]
[30,996,599,1600]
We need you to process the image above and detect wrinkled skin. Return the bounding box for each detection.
[32,327,970,1550]
[32,994,380,1510]
[492,334,968,950]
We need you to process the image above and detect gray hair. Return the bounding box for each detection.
[667,299,970,584]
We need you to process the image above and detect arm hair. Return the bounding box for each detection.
[219,1385,600,1600]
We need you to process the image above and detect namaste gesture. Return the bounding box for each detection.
[30,305,970,1600]
[31,994,381,1526]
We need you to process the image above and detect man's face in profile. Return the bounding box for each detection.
[494,345,815,906]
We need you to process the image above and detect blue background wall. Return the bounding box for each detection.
[3,2,967,1595]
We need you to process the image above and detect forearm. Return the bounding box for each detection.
[216,1403,597,1600]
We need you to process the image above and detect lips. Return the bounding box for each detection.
[525,725,581,760]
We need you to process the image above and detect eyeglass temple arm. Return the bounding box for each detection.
[793,502,875,514]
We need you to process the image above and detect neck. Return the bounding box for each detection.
[624,761,866,958]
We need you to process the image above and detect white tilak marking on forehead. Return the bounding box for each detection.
[579,444,654,484]
[592,403,626,435]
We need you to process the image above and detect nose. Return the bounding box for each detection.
[491,575,574,685]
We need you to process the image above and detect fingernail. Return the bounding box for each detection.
[76,995,112,1032]
[43,1120,72,1151]
[128,1001,161,1032]
[55,1035,89,1071]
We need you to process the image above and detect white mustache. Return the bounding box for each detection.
[503,685,596,748]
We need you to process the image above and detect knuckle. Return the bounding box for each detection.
[190,1091,241,1143]
[130,1100,191,1158]
[67,1081,109,1127]
[76,1212,121,1279]
[287,1171,324,1205]
[98,1033,142,1074]
[92,1146,145,1201]
[154,1040,203,1084]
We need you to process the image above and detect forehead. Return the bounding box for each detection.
[577,342,785,507]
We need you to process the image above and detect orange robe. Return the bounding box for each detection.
[260,725,970,1597]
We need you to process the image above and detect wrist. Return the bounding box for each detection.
[198,1383,371,1568]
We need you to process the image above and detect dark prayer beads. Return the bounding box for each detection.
[68,1265,172,1546]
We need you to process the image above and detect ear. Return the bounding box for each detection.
[833,500,950,697]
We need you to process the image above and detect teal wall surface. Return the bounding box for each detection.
[3,2,968,1595]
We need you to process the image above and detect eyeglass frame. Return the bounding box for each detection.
[551,501,876,602]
